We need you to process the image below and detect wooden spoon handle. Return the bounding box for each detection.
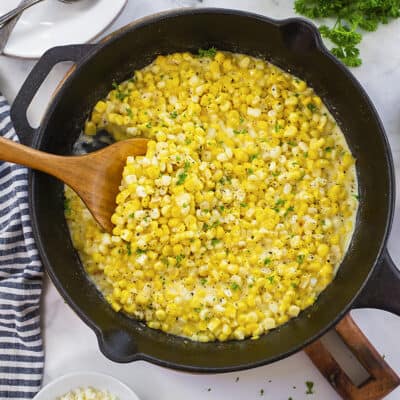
[0,136,66,179]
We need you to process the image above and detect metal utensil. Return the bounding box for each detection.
[0,0,79,28]
[0,0,27,53]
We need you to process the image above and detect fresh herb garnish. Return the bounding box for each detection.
[231,282,240,291]
[170,111,178,119]
[146,122,152,129]
[274,122,282,132]
[198,47,217,58]
[307,103,318,112]
[247,168,254,175]
[267,276,275,284]
[234,129,248,135]
[325,147,332,152]
[294,0,400,67]
[305,381,314,395]
[136,248,146,255]
[264,258,271,265]
[240,203,248,208]
[176,254,185,266]
[297,254,305,264]
[249,153,259,162]
[64,198,71,214]
[284,206,295,216]
[176,161,191,185]
[211,238,220,246]
[353,194,360,200]
[200,278,207,286]
[126,243,132,256]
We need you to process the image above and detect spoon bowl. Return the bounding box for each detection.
[0,136,148,232]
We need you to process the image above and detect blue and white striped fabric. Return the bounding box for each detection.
[0,94,43,399]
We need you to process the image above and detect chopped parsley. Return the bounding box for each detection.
[325,146,333,152]
[197,47,217,58]
[272,171,280,177]
[353,194,360,200]
[291,283,298,289]
[297,254,305,264]
[176,254,185,266]
[146,122,152,129]
[231,282,240,291]
[274,122,282,132]
[267,276,275,284]
[200,278,207,286]
[284,206,295,216]
[126,107,133,118]
[211,238,220,246]
[264,258,271,265]
[240,202,248,208]
[161,257,169,266]
[219,205,225,212]
[170,111,178,119]
[176,161,191,185]
[112,82,129,101]
[249,153,259,162]
[305,381,314,395]
[126,243,132,256]
[129,213,135,218]
[307,103,318,112]
[234,129,248,135]
[136,248,146,255]
[274,199,286,212]
[64,198,71,214]
[247,168,254,175]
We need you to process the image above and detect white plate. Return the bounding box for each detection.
[0,0,127,58]
[33,371,140,400]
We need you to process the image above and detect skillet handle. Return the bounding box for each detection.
[352,250,400,316]
[10,44,95,147]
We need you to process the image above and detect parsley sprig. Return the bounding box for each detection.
[294,0,400,67]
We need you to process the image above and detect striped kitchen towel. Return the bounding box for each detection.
[0,94,44,399]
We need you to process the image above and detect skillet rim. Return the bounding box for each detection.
[28,8,395,372]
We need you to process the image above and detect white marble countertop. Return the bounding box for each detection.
[1,1,400,399]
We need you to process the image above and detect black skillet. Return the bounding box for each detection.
[10,9,400,372]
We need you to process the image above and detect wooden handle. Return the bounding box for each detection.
[305,314,400,400]
[0,136,67,178]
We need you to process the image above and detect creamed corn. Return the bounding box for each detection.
[65,51,358,342]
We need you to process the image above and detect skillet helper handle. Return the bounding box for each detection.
[10,44,95,147]
[353,250,400,315]
[305,314,400,400]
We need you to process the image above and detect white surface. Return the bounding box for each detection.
[1,0,400,399]
[0,0,127,58]
[33,372,140,400]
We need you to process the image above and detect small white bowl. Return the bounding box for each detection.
[33,371,140,400]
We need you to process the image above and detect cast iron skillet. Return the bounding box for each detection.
[10,9,400,372]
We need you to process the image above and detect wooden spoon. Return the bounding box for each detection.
[0,136,148,233]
